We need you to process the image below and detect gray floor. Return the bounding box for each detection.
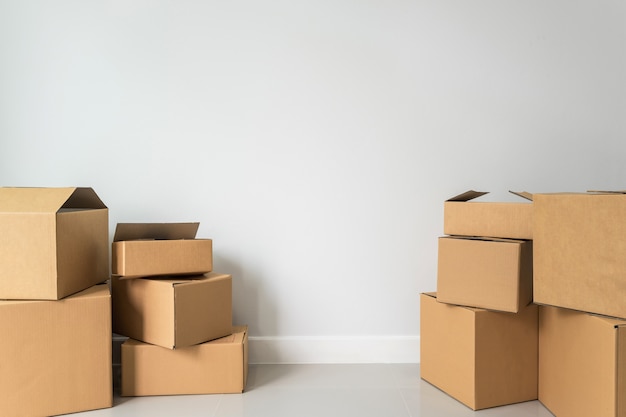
[75,364,554,417]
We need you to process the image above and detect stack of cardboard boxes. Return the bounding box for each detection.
[110,222,248,396]
[421,190,626,417]
[420,190,537,410]
[0,187,113,417]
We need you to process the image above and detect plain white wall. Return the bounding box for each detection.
[1,0,625,362]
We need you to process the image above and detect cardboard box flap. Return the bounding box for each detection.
[587,190,626,194]
[509,191,533,201]
[0,187,105,212]
[113,222,200,241]
[446,190,488,202]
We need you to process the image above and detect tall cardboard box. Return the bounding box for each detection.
[112,222,213,278]
[0,187,108,300]
[112,272,232,349]
[437,236,533,313]
[539,305,626,417]
[534,192,626,319]
[420,292,538,410]
[444,190,533,239]
[121,326,248,396]
[0,284,112,417]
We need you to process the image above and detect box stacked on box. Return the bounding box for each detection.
[111,222,248,396]
[0,187,112,417]
[533,192,626,417]
[420,190,537,411]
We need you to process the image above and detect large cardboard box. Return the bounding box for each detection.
[539,305,626,417]
[0,283,112,417]
[0,187,108,300]
[112,222,213,278]
[420,292,538,410]
[121,325,248,396]
[534,192,626,319]
[444,190,533,239]
[437,236,533,313]
[112,272,232,349]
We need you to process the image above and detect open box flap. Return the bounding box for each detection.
[113,222,200,241]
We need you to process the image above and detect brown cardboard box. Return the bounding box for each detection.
[112,222,212,278]
[112,272,232,349]
[0,283,112,417]
[444,190,533,239]
[539,305,626,417]
[121,325,248,396]
[420,292,538,410]
[534,192,626,319]
[437,236,533,313]
[0,187,108,300]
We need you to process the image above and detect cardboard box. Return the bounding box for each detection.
[112,272,232,349]
[539,305,626,417]
[0,283,112,417]
[420,292,538,410]
[437,236,533,313]
[534,192,626,319]
[112,222,212,278]
[444,190,533,239]
[0,187,108,300]
[121,325,248,396]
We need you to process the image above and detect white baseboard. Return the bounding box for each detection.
[248,335,420,364]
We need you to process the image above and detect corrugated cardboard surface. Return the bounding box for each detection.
[0,187,109,300]
[437,236,533,313]
[121,325,248,396]
[112,272,232,349]
[420,293,537,410]
[534,192,626,319]
[443,191,532,239]
[112,222,212,278]
[538,305,626,417]
[0,284,112,417]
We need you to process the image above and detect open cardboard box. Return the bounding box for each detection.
[444,190,533,239]
[420,292,538,410]
[539,304,626,417]
[121,325,248,396]
[0,283,112,417]
[112,272,232,349]
[437,236,533,313]
[0,187,109,300]
[534,191,626,319]
[112,222,212,278]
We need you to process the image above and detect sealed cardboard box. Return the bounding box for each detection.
[121,325,248,396]
[0,283,112,417]
[0,187,108,300]
[539,305,626,417]
[420,292,538,410]
[112,222,212,278]
[437,236,533,313]
[534,192,626,318]
[444,190,533,239]
[112,272,232,349]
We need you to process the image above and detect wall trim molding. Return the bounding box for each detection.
[248,335,420,364]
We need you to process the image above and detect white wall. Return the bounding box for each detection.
[1,0,625,363]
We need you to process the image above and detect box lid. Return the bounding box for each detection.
[113,222,199,241]
[446,190,532,202]
[0,187,106,212]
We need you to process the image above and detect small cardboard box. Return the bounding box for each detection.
[112,222,212,278]
[444,190,533,239]
[0,283,112,417]
[539,305,626,417]
[534,191,626,319]
[420,292,538,410]
[437,236,533,313]
[121,325,248,396]
[0,187,109,300]
[112,272,232,349]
